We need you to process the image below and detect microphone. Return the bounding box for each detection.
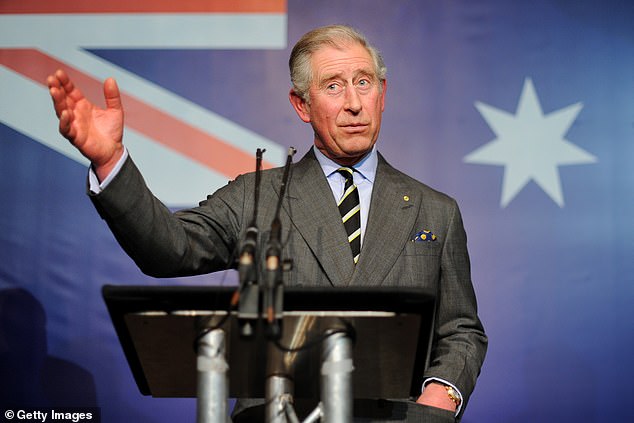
[234,148,265,336]
[264,147,296,339]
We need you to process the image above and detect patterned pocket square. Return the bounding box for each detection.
[412,229,437,242]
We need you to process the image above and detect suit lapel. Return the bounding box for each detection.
[350,154,419,287]
[279,150,355,286]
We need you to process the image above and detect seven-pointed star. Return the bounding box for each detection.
[464,78,596,208]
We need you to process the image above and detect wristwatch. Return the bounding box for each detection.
[445,385,461,406]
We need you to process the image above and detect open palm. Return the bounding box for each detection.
[48,70,124,179]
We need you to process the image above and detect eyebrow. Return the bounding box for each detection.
[318,68,376,85]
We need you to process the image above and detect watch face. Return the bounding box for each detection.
[446,386,461,405]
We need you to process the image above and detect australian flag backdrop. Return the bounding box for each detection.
[1,1,633,422]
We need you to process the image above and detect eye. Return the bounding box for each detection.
[356,78,372,90]
[325,82,342,94]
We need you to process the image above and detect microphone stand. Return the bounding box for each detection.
[264,147,296,339]
[234,148,265,337]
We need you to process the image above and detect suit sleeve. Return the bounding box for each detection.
[88,155,247,277]
[423,199,487,415]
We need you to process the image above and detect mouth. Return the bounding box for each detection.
[340,123,369,132]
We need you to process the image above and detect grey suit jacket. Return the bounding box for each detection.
[90,148,487,414]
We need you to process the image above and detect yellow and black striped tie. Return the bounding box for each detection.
[337,167,361,264]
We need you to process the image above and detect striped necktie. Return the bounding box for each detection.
[337,167,361,264]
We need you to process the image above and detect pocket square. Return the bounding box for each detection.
[412,229,437,242]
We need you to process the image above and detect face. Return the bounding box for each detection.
[290,42,387,166]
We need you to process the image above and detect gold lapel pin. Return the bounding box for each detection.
[403,195,410,202]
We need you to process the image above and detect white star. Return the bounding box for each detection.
[464,78,597,208]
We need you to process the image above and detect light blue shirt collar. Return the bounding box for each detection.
[313,145,378,184]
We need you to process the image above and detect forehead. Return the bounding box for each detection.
[310,42,375,80]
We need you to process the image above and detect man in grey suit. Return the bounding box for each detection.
[48,25,486,422]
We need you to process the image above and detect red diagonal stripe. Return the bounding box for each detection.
[1,0,286,14]
[1,48,275,176]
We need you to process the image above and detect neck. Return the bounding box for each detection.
[316,147,372,167]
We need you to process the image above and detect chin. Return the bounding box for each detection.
[337,147,373,165]
[346,140,375,155]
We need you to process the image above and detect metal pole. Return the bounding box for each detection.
[197,328,229,423]
[321,331,354,423]
[265,375,294,423]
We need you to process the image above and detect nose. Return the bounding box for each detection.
[344,86,362,114]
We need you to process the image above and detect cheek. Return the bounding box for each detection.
[321,104,339,120]
[312,99,339,120]
[317,111,338,132]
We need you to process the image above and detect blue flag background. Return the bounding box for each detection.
[1,1,633,421]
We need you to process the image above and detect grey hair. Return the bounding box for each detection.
[289,25,387,103]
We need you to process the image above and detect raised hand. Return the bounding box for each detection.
[47,69,125,181]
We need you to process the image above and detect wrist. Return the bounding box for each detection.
[417,382,458,412]
[93,146,124,182]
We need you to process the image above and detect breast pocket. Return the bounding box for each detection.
[393,242,442,288]
[404,241,442,257]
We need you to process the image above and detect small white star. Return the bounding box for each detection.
[464,78,597,208]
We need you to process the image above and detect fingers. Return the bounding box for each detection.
[46,69,124,144]
[103,77,123,111]
[54,69,74,94]
[58,109,74,140]
[47,70,77,140]
[46,73,60,91]
[47,68,85,106]
[48,86,66,119]
[47,69,121,113]
[46,69,72,95]
[47,70,70,118]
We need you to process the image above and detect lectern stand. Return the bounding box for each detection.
[103,285,435,422]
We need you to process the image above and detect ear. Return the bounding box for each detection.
[289,89,311,123]
[380,79,387,112]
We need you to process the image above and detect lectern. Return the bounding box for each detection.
[102,285,435,422]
